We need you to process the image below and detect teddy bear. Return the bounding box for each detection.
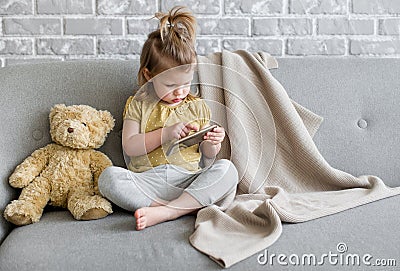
[3,104,115,226]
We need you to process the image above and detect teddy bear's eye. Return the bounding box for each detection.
[82,122,87,127]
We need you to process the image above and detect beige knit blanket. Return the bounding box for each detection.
[189,50,400,268]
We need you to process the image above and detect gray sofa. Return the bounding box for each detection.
[0,57,399,271]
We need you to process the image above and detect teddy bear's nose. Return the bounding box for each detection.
[67,127,74,133]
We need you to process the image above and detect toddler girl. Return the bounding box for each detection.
[98,6,238,230]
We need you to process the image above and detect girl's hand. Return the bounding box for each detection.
[162,122,198,142]
[204,126,225,145]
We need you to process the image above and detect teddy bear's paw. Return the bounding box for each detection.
[5,213,33,226]
[69,195,113,220]
[3,200,41,226]
[9,173,32,188]
[80,208,109,220]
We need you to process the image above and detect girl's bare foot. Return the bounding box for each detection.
[134,206,173,230]
[134,192,202,230]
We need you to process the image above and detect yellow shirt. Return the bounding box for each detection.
[123,94,211,172]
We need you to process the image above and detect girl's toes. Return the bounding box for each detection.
[136,217,146,230]
[134,208,147,230]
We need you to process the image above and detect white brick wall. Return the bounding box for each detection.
[1,0,400,67]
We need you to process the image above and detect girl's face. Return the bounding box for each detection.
[144,65,195,105]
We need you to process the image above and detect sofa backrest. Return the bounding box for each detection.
[1,57,399,244]
[271,58,400,188]
[0,60,138,243]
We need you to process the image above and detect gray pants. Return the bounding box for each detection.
[98,159,238,212]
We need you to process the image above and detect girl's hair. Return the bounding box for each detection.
[137,6,197,87]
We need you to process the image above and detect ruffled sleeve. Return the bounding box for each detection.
[123,96,142,122]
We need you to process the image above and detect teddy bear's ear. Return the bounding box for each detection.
[49,104,67,121]
[100,110,115,132]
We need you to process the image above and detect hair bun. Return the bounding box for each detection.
[137,6,197,86]
[156,6,196,44]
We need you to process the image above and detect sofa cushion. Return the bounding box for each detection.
[1,195,399,271]
[272,58,400,188]
[0,210,219,271]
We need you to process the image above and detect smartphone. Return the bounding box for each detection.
[165,124,218,156]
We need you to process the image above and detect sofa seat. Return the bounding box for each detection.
[1,195,399,271]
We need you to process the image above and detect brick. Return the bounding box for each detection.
[254,18,312,36]
[0,38,32,54]
[37,38,94,55]
[225,0,282,14]
[98,0,157,15]
[4,18,61,35]
[162,0,220,14]
[380,19,400,35]
[318,18,374,35]
[353,0,400,14]
[197,18,249,36]
[350,39,400,55]
[37,0,92,14]
[290,0,347,14]
[196,38,220,55]
[127,18,159,35]
[253,19,279,36]
[0,0,32,15]
[223,38,282,55]
[98,39,144,55]
[65,19,123,35]
[288,38,345,55]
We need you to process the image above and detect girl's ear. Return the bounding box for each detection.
[143,68,152,82]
